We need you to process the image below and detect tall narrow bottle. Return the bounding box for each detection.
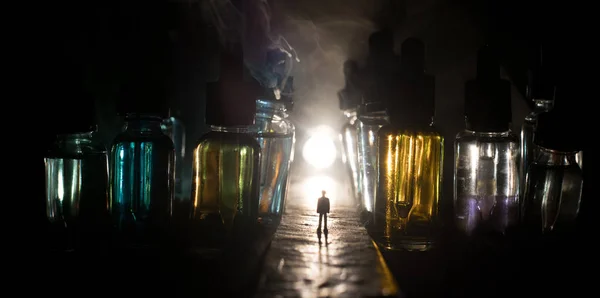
[253,94,295,225]
[375,38,443,251]
[161,109,187,202]
[190,49,261,244]
[522,109,583,235]
[454,46,519,236]
[519,44,555,197]
[110,110,175,247]
[45,119,109,251]
[357,29,395,224]
[338,60,362,207]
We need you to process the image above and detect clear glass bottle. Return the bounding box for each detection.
[357,102,389,221]
[109,113,175,247]
[190,49,261,246]
[522,110,583,235]
[454,46,519,236]
[253,98,295,225]
[375,38,443,251]
[161,110,187,202]
[338,60,363,207]
[520,99,553,196]
[45,126,109,251]
[357,29,397,224]
[520,44,557,197]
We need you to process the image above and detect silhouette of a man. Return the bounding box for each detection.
[317,190,330,234]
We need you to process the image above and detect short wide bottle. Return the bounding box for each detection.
[191,126,261,233]
[378,126,443,250]
[45,129,109,251]
[110,113,175,247]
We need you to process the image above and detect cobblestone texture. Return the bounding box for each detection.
[255,200,400,298]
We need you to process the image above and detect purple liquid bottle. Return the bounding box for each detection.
[454,45,520,236]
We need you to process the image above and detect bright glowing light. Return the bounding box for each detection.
[302,175,337,205]
[302,125,337,169]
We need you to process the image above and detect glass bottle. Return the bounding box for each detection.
[357,102,389,221]
[190,49,261,246]
[519,44,556,196]
[375,38,443,251]
[253,98,295,225]
[161,110,186,199]
[45,124,109,251]
[454,46,519,236]
[338,59,362,206]
[109,112,175,248]
[520,99,553,197]
[356,29,397,223]
[161,109,189,221]
[522,110,583,235]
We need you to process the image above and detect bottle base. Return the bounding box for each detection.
[377,236,436,252]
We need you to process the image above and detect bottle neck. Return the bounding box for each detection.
[210,125,251,134]
[55,132,94,145]
[256,99,288,120]
[52,132,95,155]
[123,114,164,132]
[535,146,580,167]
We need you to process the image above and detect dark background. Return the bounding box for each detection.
[34,0,590,229]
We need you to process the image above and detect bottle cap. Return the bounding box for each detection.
[205,46,260,126]
[280,76,294,112]
[388,38,435,127]
[362,28,397,106]
[117,72,169,118]
[464,45,512,132]
[338,59,361,111]
[54,69,98,134]
[534,90,582,152]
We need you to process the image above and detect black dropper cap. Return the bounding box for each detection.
[54,68,98,134]
[118,72,170,118]
[368,28,394,57]
[362,28,397,108]
[534,89,582,152]
[388,38,435,127]
[527,43,556,101]
[338,59,361,111]
[280,76,294,112]
[464,45,512,132]
[205,46,260,126]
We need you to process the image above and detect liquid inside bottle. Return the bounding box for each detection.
[377,128,443,251]
[45,132,109,251]
[357,104,389,221]
[454,131,520,236]
[522,148,582,234]
[110,114,175,247]
[191,127,261,239]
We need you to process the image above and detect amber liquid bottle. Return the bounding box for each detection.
[375,38,443,251]
[190,49,261,247]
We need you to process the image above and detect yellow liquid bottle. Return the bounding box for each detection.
[377,127,443,251]
[191,128,260,231]
[189,49,262,247]
[373,37,443,251]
